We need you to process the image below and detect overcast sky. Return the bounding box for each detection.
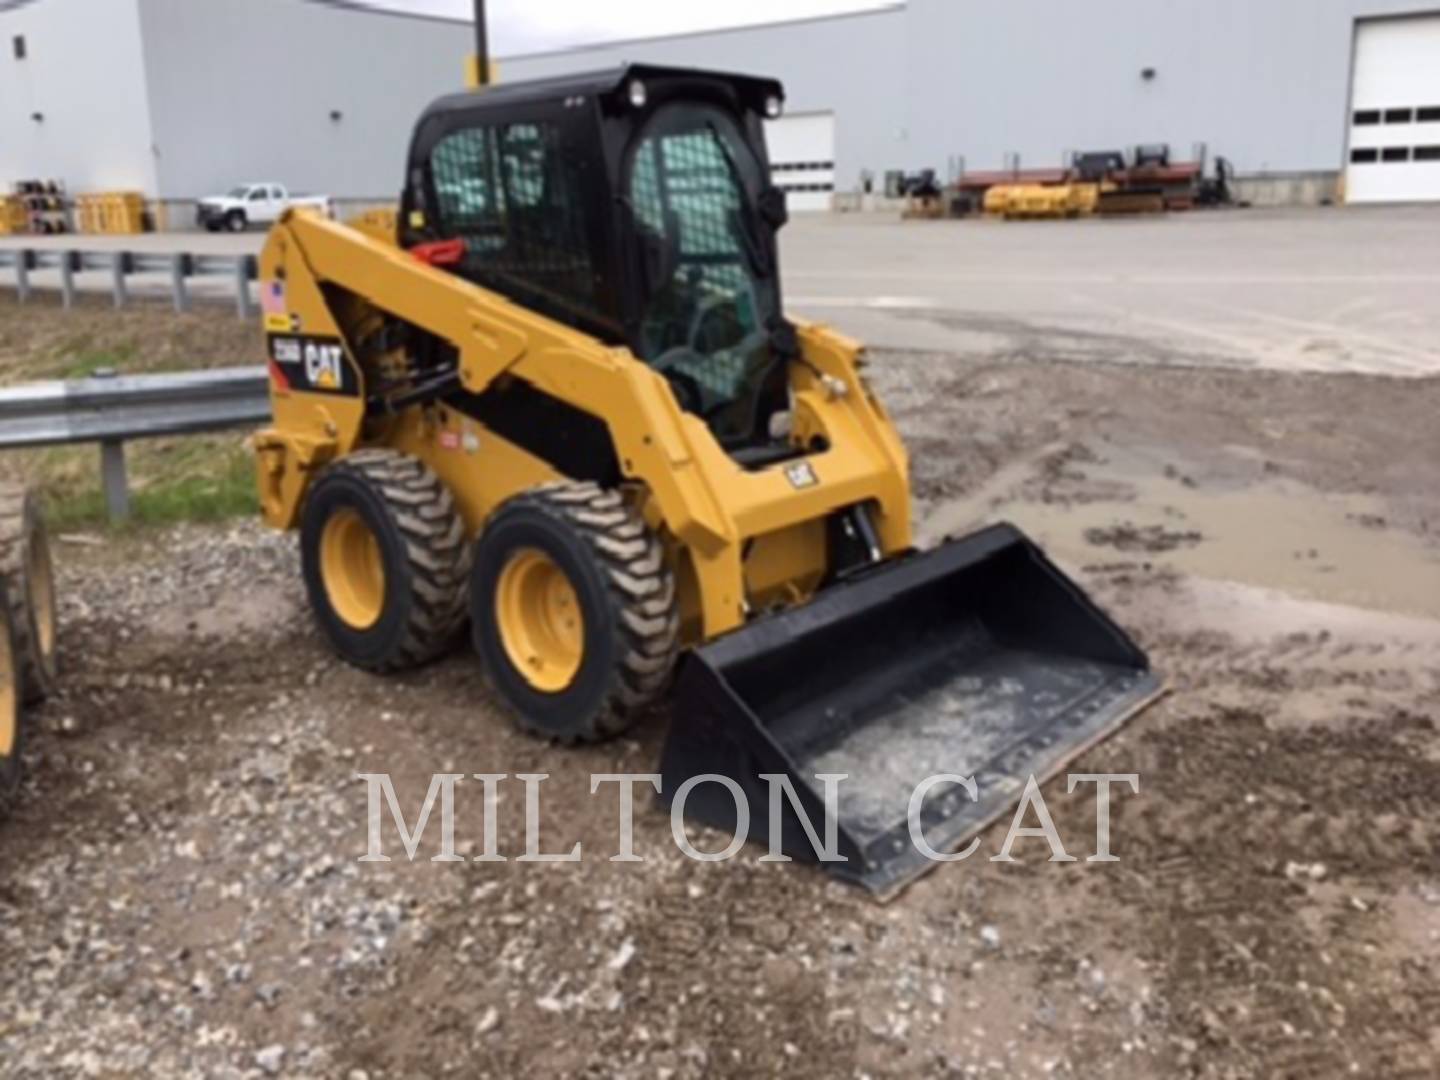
[360,0,891,54]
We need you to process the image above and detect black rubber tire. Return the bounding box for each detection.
[471,482,680,743]
[0,485,58,705]
[300,450,469,673]
[225,210,247,233]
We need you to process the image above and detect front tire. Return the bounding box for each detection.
[471,483,680,743]
[301,451,469,672]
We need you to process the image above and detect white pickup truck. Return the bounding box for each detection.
[196,183,333,233]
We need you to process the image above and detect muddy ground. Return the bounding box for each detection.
[1,308,1439,1078]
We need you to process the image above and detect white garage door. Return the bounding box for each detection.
[766,112,836,212]
[1346,16,1440,204]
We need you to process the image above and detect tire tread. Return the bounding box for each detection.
[498,482,680,742]
[319,452,469,672]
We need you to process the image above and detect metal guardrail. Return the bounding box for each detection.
[0,248,259,319]
[0,367,270,520]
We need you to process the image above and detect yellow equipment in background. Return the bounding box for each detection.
[0,197,26,236]
[252,65,1161,896]
[984,183,1102,220]
[74,192,148,235]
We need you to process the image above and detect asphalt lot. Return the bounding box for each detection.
[3,205,1440,377]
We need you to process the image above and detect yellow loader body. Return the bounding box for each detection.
[255,210,910,641]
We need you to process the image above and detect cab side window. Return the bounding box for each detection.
[431,122,598,327]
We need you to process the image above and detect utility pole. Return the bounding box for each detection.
[473,0,490,87]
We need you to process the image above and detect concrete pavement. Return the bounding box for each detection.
[4,205,1439,377]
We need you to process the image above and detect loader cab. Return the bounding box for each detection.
[401,65,794,456]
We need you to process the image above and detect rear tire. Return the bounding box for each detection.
[0,593,22,813]
[0,486,58,705]
[301,451,469,672]
[225,210,247,233]
[471,483,680,743]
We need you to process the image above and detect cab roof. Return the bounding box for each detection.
[419,63,785,123]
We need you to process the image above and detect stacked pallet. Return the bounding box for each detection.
[12,181,69,234]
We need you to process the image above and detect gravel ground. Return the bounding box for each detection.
[2,337,1439,1078]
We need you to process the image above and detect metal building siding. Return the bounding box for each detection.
[902,0,1440,177]
[135,0,473,200]
[0,0,156,193]
[500,8,910,199]
[6,0,1440,203]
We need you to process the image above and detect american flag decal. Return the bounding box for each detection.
[261,280,286,317]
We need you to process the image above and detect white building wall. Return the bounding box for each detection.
[500,8,910,197]
[5,0,1439,205]
[902,0,1440,177]
[0,0,156,193]
[135,0,473,200]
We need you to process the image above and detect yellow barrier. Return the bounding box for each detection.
[0,196,25,236]
[75,192,148,235]
[347,207,399,245]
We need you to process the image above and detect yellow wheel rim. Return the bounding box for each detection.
[320,508,387,630]
[0,621,15,758]
[495,548,585,693]
[29,525,56,661]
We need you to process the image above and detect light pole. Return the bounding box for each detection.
[473,0,490,87]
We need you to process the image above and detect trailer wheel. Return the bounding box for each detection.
[0,486,58,704]
[471,483,680,743]
[0,591,23,810]
[301,451,469,672]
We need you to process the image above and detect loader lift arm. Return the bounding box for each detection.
[258,208,912,639]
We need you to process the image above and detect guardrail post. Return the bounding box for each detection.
[111,253,130,309]
[171,253,191,314]
[235,256,255,320]
[60,251,77,310]
[15,250,31,304]
[100,439,130,521]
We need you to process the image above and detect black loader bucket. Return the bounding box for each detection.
[660,524,1163,899]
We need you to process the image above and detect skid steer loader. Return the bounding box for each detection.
[253,66,1162,896]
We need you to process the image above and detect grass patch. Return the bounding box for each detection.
[0,300,267,531]
[0,294,261,383]
[20,436,258,532]
[59,344,140,380]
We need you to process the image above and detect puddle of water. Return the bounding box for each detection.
[920,448,1440,622]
